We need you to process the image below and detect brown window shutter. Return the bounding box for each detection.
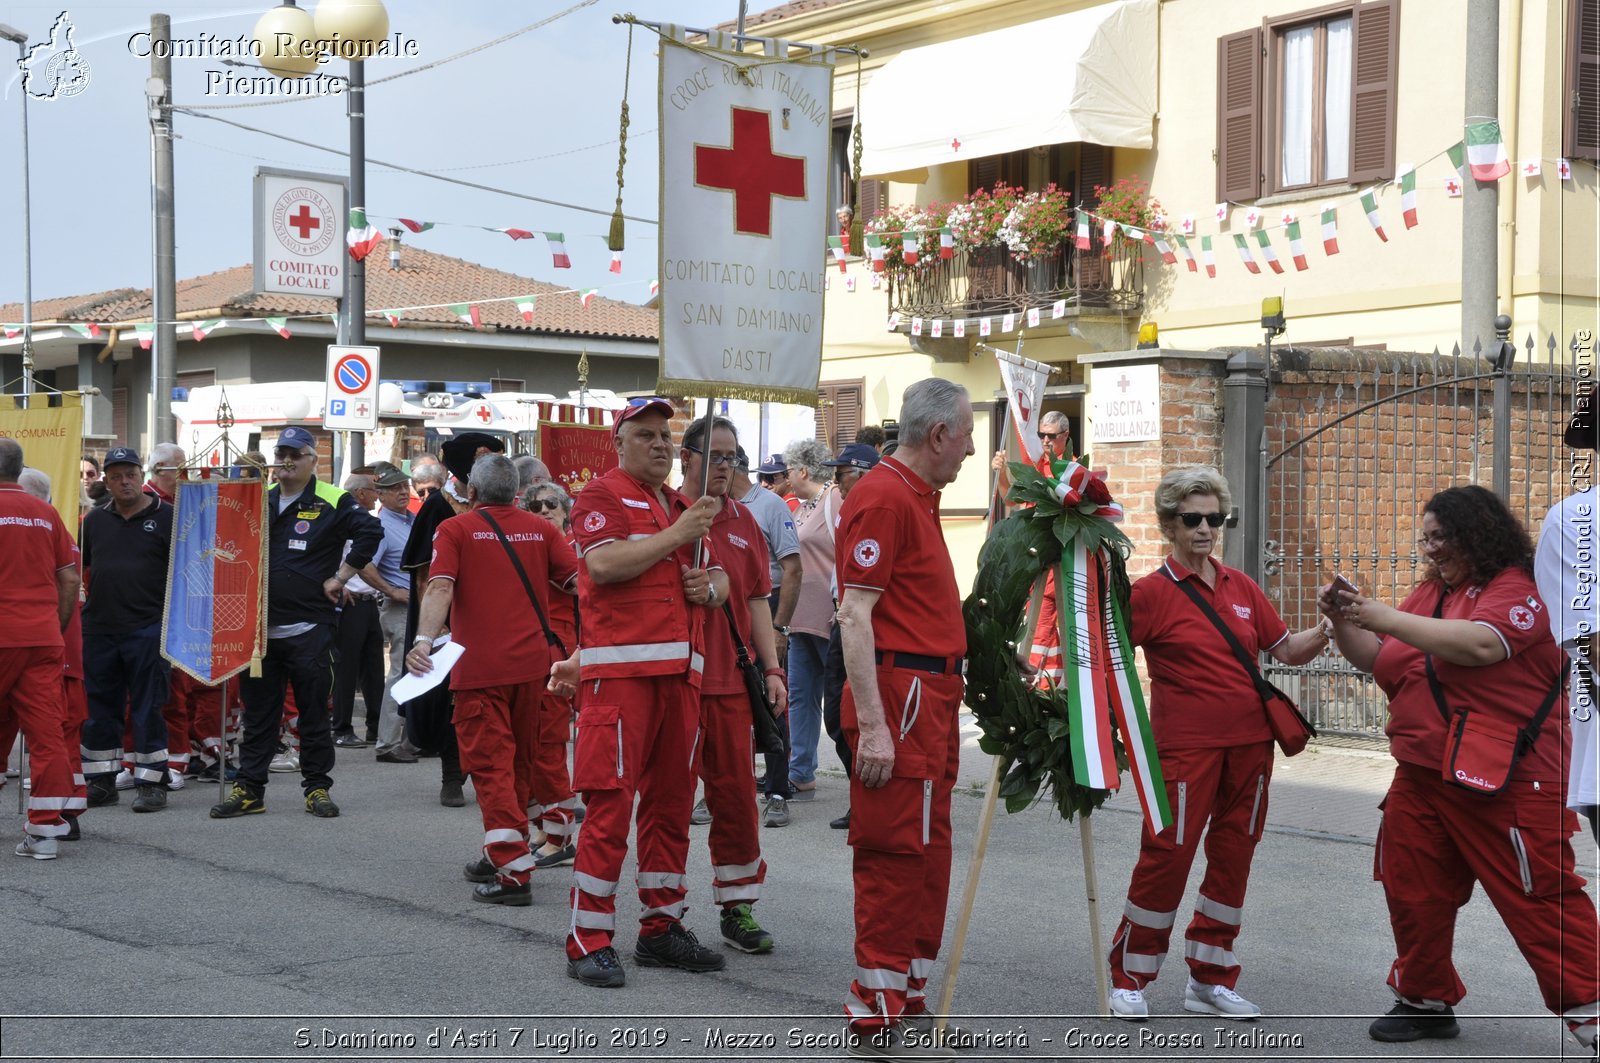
[1217,27,1262,202]
[112,387,128,445]
[1569,0,1600,160]
[1077,142,1112,209]
[834,382,863,448]
[969,156,1001,195]
[857,179,884,222]
[1349,0,1399,182]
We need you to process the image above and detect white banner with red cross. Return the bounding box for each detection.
[657,34,834,404]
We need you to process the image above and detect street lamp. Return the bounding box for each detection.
[253,0,388,468]
[0,23,34,396]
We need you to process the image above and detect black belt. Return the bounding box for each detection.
[347,592,384,603]
[875,650,962,675]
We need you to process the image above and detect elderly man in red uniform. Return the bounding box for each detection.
[836,378,975,1057]
[0,437,82,860]
[680,416,788,955]
[407,453,577,906]
[563,398,727,988]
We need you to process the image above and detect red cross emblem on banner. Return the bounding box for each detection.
[475,406,493,423]
[694,107,806,237]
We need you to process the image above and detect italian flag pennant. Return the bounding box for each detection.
[1464,120,1511,180]
[1200,235,1216,278]
[191,319,222,342]
[398,218,434,233]
[381,309,402,327]
[448,303,481,328]
[939,227,955,260]
[1152,233,1178,265]
[1285,221,1309,271]
[648,278,661,296]
[1233,232,1260,274]
[497,228,536,241]
[514,295,537,323]
[1321,207,1340,255]
[1398,165,1419,228]
[2,324,19,339]
[266,317,291,338]
[609,250,623,274]
[1446,140,1467,176]
[1101,218,1116,247]
[1255,228,1283,274]
[1076,210,1091,251]
[1360,189,1387,242]
[133,324,153,349]
[68,323,103,339]
[346,208,384,261]
[579,289,598,310]
[827,235,847,272]
[545,233,571,269]
[1175,234,1198,272]
[866,234,886,272]
[902,231,920,265]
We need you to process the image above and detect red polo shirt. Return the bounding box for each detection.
[0,483,79,649]
[1129,556,1289,750]
[835,456,965,659]
[701,497,773,695]
[1373,570,1569,783]
[429,504,577,690]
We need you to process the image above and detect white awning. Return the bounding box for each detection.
[855,0,1158,180]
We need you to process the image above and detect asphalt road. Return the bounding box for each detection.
[3,729,1596,1063]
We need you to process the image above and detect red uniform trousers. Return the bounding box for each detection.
[1028,571,1064,688]
[0,647,74,839]
[62,677,87,816]
[566,674,698,959]
[1376,761,1600,1036]
[528,690,578,847]
[162,669,224,776]
[455,681,543,886]
[1109,741,1275,992]
[842,666,964,1031]
[696,691,766,909]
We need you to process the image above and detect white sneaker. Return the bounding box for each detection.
[1184,980,1260,1020]
[1108,988,1149,1021]
[114,768,136,790]
[166,772,185,791]
[269,752,300,773]
[15,835,58,860]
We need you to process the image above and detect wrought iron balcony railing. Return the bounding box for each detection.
[885,239,1144,321]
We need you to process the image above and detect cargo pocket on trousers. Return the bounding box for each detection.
[846,751,930,855]
[571,702,627,792]
[1373,794,1388,883]
[1511,792,1581,898]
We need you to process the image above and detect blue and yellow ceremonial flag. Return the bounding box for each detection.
[162,475,267,685]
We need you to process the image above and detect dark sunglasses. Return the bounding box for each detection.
[535,498,562,511]
[1178,512,1226,528]
[1039,431,1066,441]
[683,444,736,466]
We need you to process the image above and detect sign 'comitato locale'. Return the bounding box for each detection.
[656,31,834,404]
[253,167,346,298]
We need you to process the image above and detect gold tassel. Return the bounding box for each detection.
[249,654,263,678]
[609,25,634,253]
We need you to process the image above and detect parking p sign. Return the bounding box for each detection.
[324,345,380,431]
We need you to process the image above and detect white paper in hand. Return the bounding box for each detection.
[392,637,464,703]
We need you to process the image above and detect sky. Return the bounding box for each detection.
[0,0,760,307]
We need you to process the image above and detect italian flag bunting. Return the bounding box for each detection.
[1464,120,1511,180]
[1175,234,1198,272]
[1233,232,1260,274]
[191,320,221,342]
[398,218,434,233]
[1321,207,1340,255]
[939,227,955,260]
[1152,233,1178,265]
[133,324,153,349]
[648,278,661,296]
[1255,228,1283,274]
[544,233,571,269]
[579,289,598,310]
[1360,189,1387,242]
[497,228,536,241]
[1076,210,1091,251]
[448,303,481,329]
[609,250,623,274]
[346,209,384,261]
[381,309,402,327]
[514,295,537,323]
[1446,141,1467,176]
[1398,165,1419,228]
[827,235,847,272]
[2,324,19,339]
[1285,221,1309,271]
[1200,235,1217,278]
[68,323,102,339]
[266,317,291,338]
[865,233,886,272]
[901,231,920,265]
[1101,218,1116,247]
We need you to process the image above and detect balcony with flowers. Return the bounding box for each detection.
[868,178,1156,323]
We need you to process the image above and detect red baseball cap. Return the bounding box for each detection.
[614,396,674,431]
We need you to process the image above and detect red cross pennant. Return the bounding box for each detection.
[694,107,806,237]
[288,205,321,240]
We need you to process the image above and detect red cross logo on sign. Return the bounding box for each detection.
[475,405,493,424]
[288,205,321,241]
[694,107,806,237]
[1117,374,1133,393]
[355,403,369,417]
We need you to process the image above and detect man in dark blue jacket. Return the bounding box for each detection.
[211,427,383,820]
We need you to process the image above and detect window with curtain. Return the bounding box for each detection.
[1278,14,1353,189]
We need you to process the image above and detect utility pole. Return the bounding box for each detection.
[148,13,177,445]
[344,58,366,469]
[1461,0,1499,358]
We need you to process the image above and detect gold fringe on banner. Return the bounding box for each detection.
[657,380,822,408]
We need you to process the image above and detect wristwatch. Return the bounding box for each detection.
[773,625,791,636]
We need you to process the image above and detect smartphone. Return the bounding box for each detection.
[1331,574,1360,600]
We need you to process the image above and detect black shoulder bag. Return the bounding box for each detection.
[1423,589,1564,794]
[721,601,786,759]
[477,510,569,659]
[1167,569,1317,756]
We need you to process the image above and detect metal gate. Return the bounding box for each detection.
[1259,338,1575,741]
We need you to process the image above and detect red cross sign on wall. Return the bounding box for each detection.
[288,205,321,241]
[694,107,806,237]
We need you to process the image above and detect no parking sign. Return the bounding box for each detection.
[324,345,380,431]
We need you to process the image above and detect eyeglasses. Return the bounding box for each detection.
[1178,512,1226,528]
[535,498,562,511]
[1418,531,1450,548]
[683,445,736,466]
[1039,431,1065,441]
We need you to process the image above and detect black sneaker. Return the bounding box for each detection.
[1368,1003,1461,1043]
[635,923,726,972]
[568,946,626,988]
[464,857,495,883]
[304,788,340,818]
[440,782,466,807]
[210,784,264,819]
[533,842,577,869]
[62,817,81,842]
[719,903,774,953]
[193,762,222,783]
[86,778,118,807]
[830,808,852,830]
[131,784,167,813]
[473,879,533,906]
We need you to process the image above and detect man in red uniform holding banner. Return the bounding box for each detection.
[562,398,728,988]
[836,379,975,1056]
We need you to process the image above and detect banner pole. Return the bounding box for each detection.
[691,396,716,570]
[1081,812,1109,1017]
[217,676,229,803]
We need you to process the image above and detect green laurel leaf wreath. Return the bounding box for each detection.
[962,460,1136,820]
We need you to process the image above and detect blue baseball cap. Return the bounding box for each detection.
[756,453,788,475]
[102,447,141,469]
[823,443,881,471]
[274,426,316,454]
